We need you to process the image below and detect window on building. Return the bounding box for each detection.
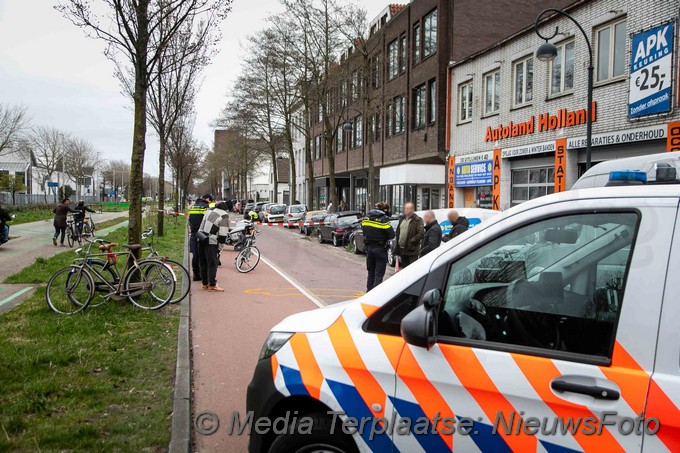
[399,34,407,73]
[386,103,393,138]
[459,81,473,122]
[339,81,348,108]
[368,113,381,142]
[336,126,343,153]
[513,56,533,106]
[413,23,421,64]
[423,9,437,57]
[387,39,399,80]
[354,115,363,148]
[314,135,322,159]
[511,167,555,205]
[428,79,436,124]
[372,55,381,88]
[317,103,323,123]
[484,70,501,115]
[394,96,405,134]
[413,84,426,128]
[596,18,626,82]
[550,40,575,96]
[351,70,359,101]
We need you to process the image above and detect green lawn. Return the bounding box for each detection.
[0,217,187,451]
[7,208,54,225]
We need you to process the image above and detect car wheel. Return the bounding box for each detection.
[268,413,358,453]
[387,247,395,267]
[317,231,324,243]
[332,234,339,247]
[352,238,361,254]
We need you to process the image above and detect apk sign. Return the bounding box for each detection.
[629,22,674,118]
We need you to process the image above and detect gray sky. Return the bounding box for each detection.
[0,0,389,176]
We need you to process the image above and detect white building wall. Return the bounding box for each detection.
[449,0,680,210]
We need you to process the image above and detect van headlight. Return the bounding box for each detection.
[259,332,294,360]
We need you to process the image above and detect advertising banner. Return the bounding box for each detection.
[629,22,674,117]
[454,160,493,187]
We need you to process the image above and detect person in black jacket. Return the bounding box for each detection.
[442,210,469,242]
[361,209,395,291]
[73,201,95,235]
[188,194,213,280]
[420,210,442,257]
[0,203,12,243]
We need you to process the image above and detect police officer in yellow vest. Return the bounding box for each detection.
[188,194,213,280]
[361,207,395,291]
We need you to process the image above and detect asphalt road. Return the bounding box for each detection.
[191,223,396,452]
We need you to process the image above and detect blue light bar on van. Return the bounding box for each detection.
[608,170,647,183]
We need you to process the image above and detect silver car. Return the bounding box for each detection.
[285,204,307,228]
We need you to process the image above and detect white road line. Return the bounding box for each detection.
[260,256,326,308]
[0,286,33,307]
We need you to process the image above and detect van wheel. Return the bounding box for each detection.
[267,413,358,453]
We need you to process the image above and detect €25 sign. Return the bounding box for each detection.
[629,22,674,118]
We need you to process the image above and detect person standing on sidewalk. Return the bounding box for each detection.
[394,202,424,268]
[52,198,76,246]
[0,203,12,243]
[361,208,395,291]
[442,209,469,243]
[188,194,213,281]
[419,210,442,257]
[196,200,230,292]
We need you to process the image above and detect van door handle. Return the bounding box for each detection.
[551,378,620,400]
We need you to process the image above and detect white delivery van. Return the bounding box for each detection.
[572,152,680,189]
[416,208,499,236]
[247,177,680,453]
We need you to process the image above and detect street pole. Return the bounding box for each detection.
[534,8,594,171]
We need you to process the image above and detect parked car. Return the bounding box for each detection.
[242,201,255,217]
[285,204,307,228]
[240,199,253,214]
[258,203,276,221]
[349,217,398,256]
[266,204,287,223]
[316,211,362,246]
[299,210,328,235]
[233,201,242,213]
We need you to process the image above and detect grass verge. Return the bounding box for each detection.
[0,217,186,451]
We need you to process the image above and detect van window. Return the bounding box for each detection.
[438,212,639,361]
[365,277,426,336]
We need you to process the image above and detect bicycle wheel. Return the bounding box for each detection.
[161,259,189,304]
[125,261,175,310]
[235,246,260,273]
[82,222,92,237]
[84,259,119,307]
[67,228,74,247]
[46,266,94,315]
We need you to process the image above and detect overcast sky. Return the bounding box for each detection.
[0,0,389,176]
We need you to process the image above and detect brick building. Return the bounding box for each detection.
[309,0,570,213]
[448,0,680,211]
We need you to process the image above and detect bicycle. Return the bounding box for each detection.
[140,227,189,304]
[81,213,96,237]
[234,228,261,273]
[47,237,175,315]
[65,216,82,248]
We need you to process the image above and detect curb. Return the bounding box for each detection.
[169,225,192,453]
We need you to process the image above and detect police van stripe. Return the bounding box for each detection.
[289,334,324,400]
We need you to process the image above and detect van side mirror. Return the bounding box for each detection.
[401,289,441,350]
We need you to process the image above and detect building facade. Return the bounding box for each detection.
[309,0,569,213]
[448,0,679,210]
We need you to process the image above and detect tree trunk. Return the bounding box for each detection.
[270,151,278,203]
[305,125,314,208]
[157,130,166,236]
[324,131,336,210]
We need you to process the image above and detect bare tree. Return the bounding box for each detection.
[64,137,100,198]
[167,117,201,211]
[57,0,232,252]
[0,174,28,205]
[0,104,29,157]
[20,126,68,203]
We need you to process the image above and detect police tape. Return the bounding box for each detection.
[230,220,331,227]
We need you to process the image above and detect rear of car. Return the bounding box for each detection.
[248,183,680,453]
[300,210,328,235]
[266,204,287,223]
[285,204,307,228]
[327,211,362,246]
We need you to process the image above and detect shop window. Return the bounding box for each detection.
[511,167,555,206]
[431,188,441,209]
[550,40,574,96]
[484,70,501,115]
[459,81,473,122]
[596,18,626,83]
[387,39,399,80]
[413,23,421,64]
[423,9,437,58]
[413,84,426,128]
[428,79,436,124]
[513,56,533,107]
[421,188,431,210]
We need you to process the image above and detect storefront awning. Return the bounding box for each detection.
[379,164,445,185]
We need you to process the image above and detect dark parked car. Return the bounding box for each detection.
[241,199,255,215]
[350,218,398,257]
[299,210,328,235]
[316,211,362,246]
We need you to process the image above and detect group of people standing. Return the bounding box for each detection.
[362,202,469,292]
[52,198,95,246]
[188,194,232,292]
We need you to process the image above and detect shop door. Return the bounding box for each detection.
[464,188,475,208]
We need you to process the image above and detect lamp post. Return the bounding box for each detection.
[534,8,594,170]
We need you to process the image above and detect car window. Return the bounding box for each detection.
[365,277,426,335]
[437,212,639,361]
[290,206,305,213]
[337,215,359,226]
[270,205,285,214]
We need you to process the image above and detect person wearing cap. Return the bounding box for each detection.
[361,208,395,291]
[188,194,213,280]
[196,200,230,292]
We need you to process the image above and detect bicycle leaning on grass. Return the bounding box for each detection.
[140,227,189,304]
[46,237,176,315]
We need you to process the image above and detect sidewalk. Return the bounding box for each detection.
[191,248,318,452]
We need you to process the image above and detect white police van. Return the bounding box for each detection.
[247,172,680,453]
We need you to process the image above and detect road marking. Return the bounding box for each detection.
[0,286,33,308]
[244,287,364,299]
[260,257,326,308]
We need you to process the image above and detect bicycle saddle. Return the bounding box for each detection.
[98,243,117,251]
[122,244,142,251]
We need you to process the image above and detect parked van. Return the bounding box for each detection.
[248,179,680,452]
[416,208,499,236]
[572,152,680,190]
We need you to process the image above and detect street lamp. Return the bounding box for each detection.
[534,8,594,170]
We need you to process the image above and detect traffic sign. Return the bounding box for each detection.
[47,182,58,187]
